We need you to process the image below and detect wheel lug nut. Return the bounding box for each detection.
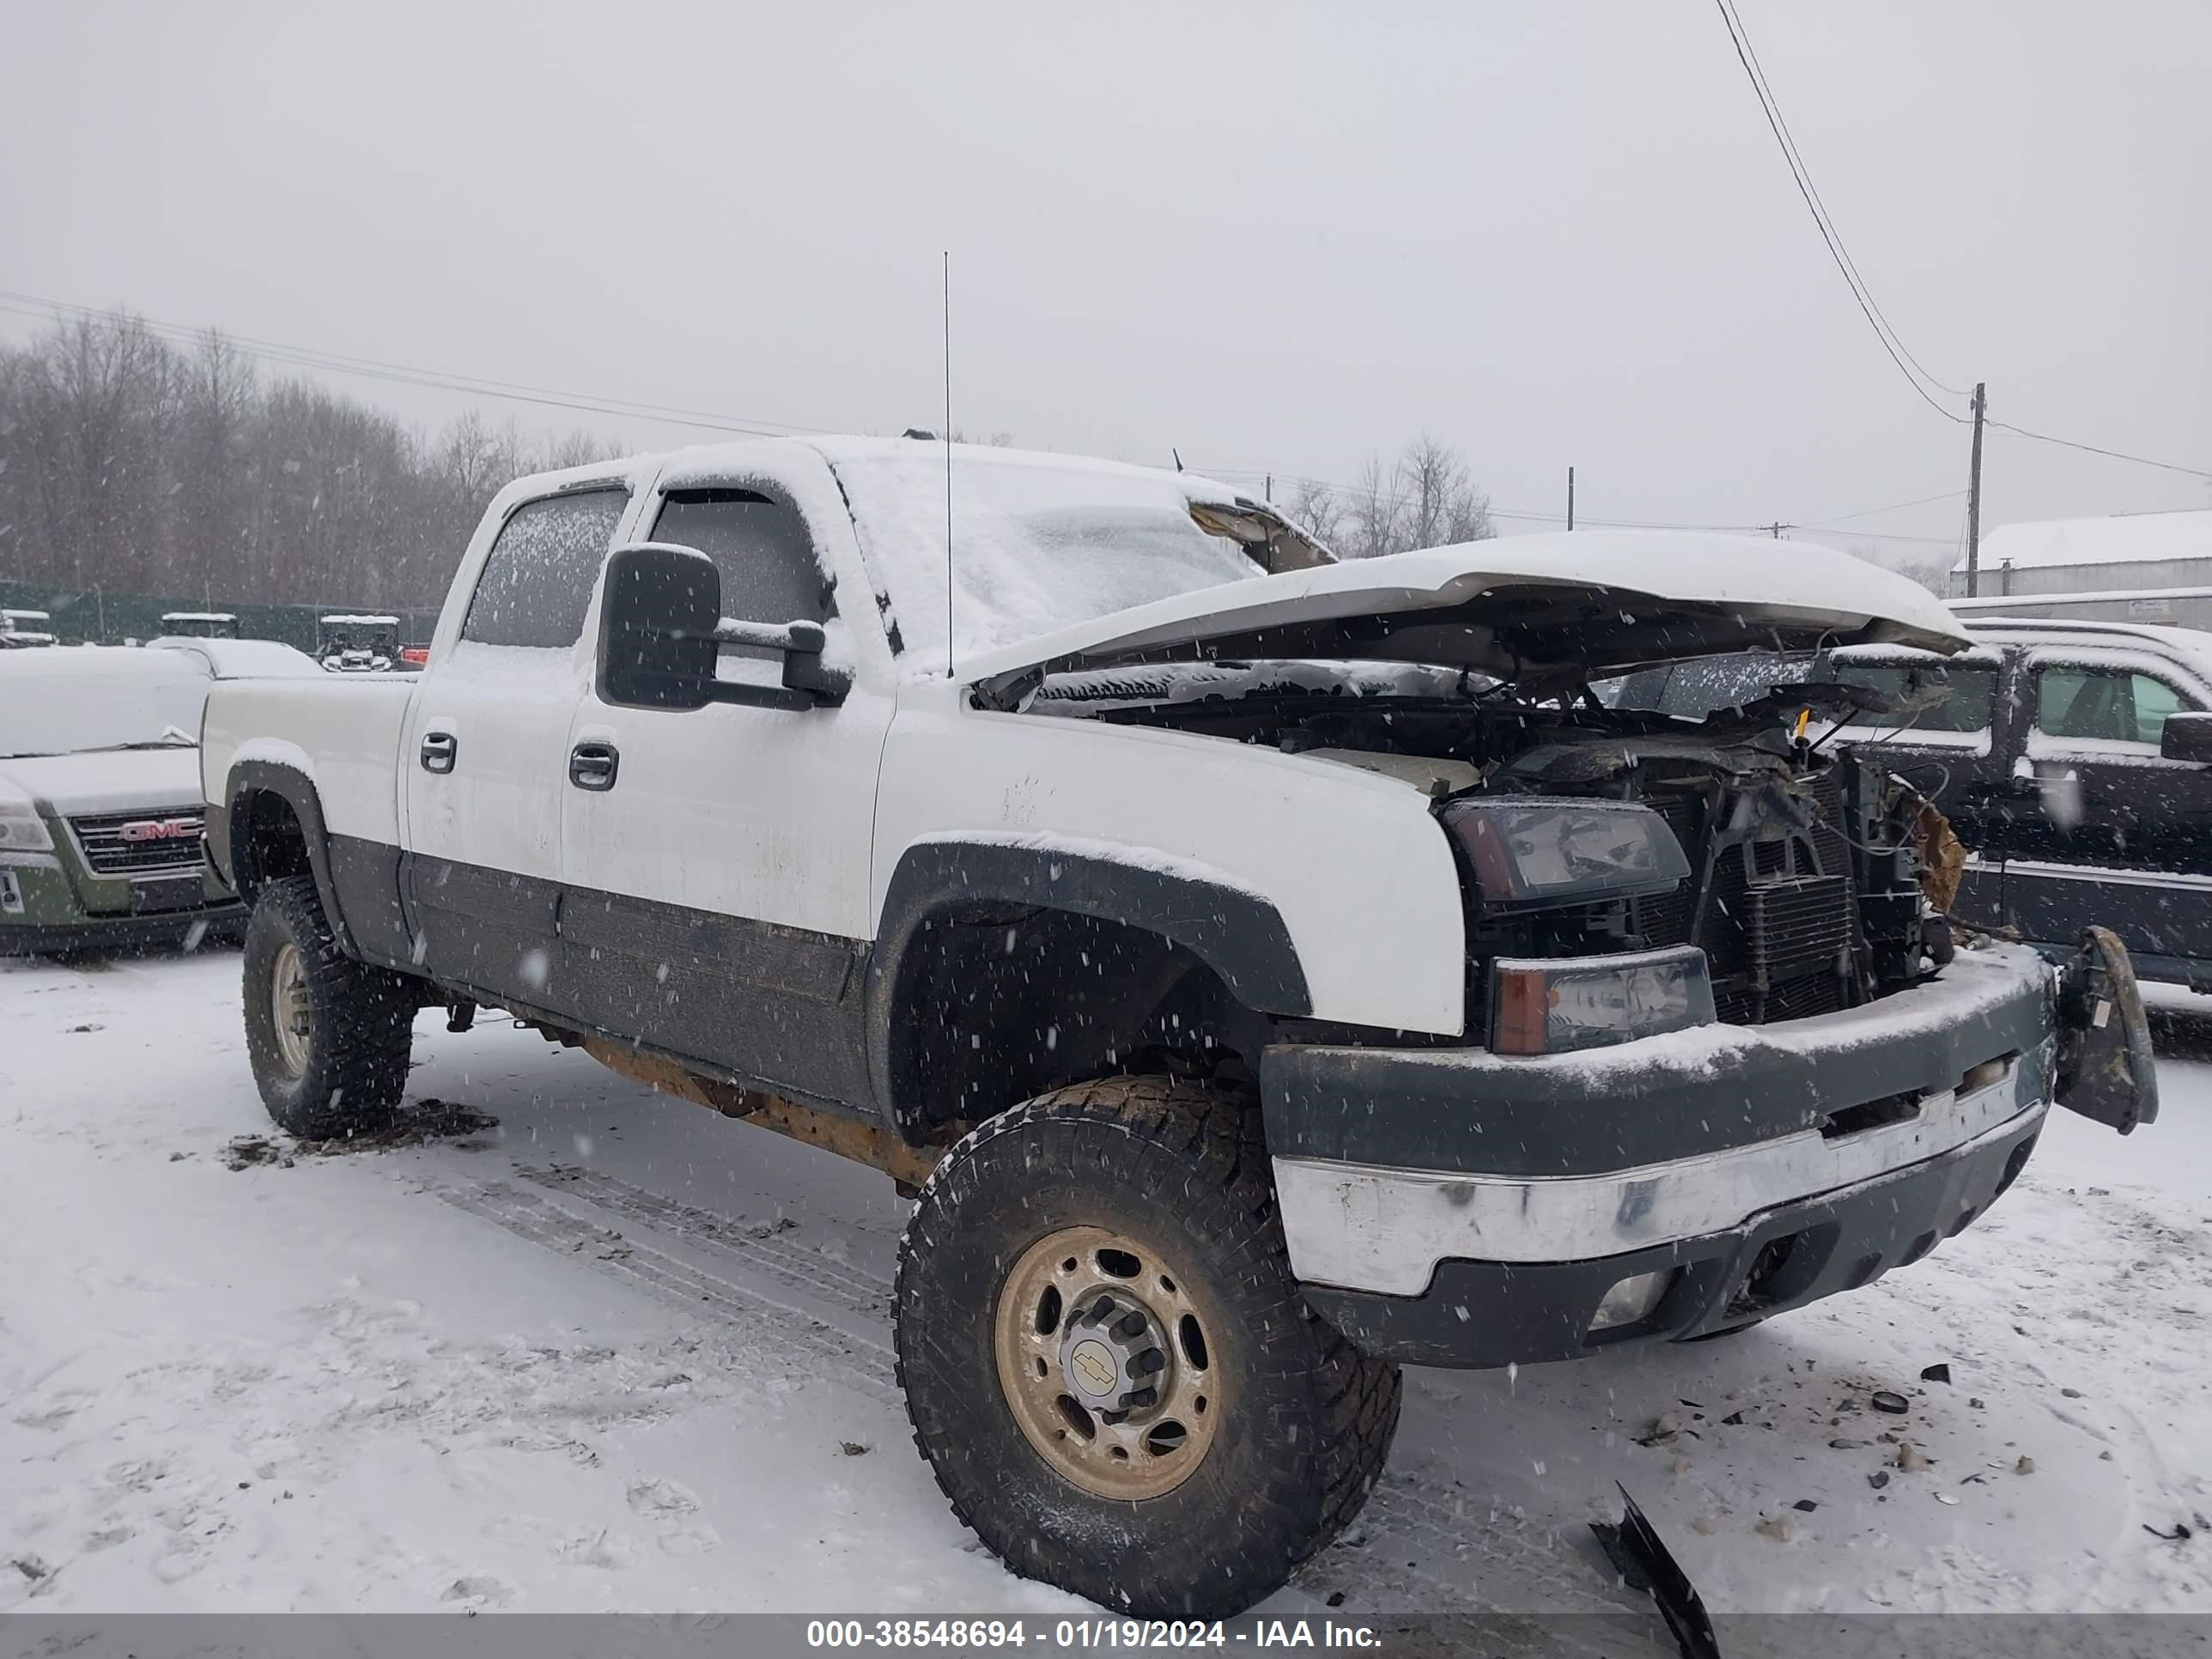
[1133,1348,1166,1375]
[1114,1312,1147,1340]
[1120,1386,1158,1410]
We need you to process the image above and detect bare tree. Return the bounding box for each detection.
[3,310,177,590]
[1324,437,1497,559]
[1340,454,1405,561]
[0,311,648,618]
[1286,475,1345,551]
[538,427,626,471]
[1395,433,1492,550]
[171,330,258,603]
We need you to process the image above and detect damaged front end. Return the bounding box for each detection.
[1033,650,2157,1135]
[1441,705,1941,1038]
[2054,925,2159,1133]
[1429,684,2157,1133]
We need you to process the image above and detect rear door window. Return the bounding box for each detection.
[462,488,630,648]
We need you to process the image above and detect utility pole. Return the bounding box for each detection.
[1965,381,1987,598]
[1566,466,1575,531]
[1769,521,1784,538]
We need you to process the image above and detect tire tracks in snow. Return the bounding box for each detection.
[435,1161,1651,1629]
[518,1162,890,1325]
[428,1176,900,1410]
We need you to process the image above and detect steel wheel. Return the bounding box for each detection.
[268,939,312,1078]
[993,1224,1221,1500]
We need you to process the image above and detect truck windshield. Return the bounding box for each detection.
[1592,652,1815,719]
[0,663,211,758]
[828,447,1269,676]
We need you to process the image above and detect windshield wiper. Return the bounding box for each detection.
[73,732,198,754]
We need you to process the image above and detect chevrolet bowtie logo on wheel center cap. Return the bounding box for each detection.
[1069,1339,1117,1398]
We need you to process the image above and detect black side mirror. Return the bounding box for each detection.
[599,543,723,710]
[599,543,852,713]
[2160,710,2212,763]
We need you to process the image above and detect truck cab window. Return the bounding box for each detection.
[462,488,630,647]
[2036,667,2194,745]
[650,488,830,664]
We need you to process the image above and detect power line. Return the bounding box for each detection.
[1711,9,2212,486]
[2,289,1936,528]
[1711,0,1962,423]
[1722,2,1966,399]
[12,286,2206,497]
[1986,419,2212,482]
[1796,487,1968,526]
[0,289,826,438]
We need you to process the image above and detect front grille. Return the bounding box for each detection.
[70,807,205,876]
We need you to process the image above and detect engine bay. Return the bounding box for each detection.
[1030,659,1948,1032]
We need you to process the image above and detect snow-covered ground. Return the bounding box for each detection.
[3,948,2207,1620]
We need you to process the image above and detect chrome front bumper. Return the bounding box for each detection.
[1276,1060,2045,1295]
[1266,942,2060,1299]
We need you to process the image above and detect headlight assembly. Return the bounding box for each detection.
[1438,797,1690,911]
[0,799,54,852]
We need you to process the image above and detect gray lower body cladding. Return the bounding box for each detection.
[1261,943,2059,1368]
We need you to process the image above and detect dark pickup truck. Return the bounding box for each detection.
[1610,617,2212,988]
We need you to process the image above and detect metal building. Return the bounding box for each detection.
[1949,508,2212,629]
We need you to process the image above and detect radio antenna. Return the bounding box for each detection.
[942,250,954,681]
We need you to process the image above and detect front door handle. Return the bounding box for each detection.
[420,731,457,774]
[568,741,619,792]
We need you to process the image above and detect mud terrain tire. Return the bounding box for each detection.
[241,875,415,1138]
[895,1075,1401,1617]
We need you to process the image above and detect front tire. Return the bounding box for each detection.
[241,876,416,1138]
[894,1076,1401,1617]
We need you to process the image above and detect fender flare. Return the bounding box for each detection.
[864,837,1312,1142]
[216,760,356,957]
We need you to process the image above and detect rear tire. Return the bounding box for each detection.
[241,876,416,1138]
[895,1076,1401,1618]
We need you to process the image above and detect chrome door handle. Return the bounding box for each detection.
[420,731,457,774]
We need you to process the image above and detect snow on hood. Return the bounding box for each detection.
[0,748,206,816]
[960,528,1970,689]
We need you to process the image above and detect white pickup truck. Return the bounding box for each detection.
[200,435,2154,1616]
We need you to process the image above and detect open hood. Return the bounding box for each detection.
[963,530,1968,700]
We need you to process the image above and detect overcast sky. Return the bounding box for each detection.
[4,0,2208,566]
